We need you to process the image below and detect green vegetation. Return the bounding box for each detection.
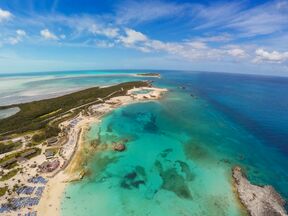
[0,147,41,165]
[0,168,20,181]
[38,108,62,119]
[0,81,148,137]
[0,186,8,197]
[0,141,22,155]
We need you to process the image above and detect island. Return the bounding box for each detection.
[0,81,167,215]
[135,73,161,78]
[232,166,288,216]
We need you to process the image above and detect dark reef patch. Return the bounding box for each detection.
[120,166,147,190]
[155,160,193,200]
[159,148,173,158]
[184,141,214,163]
[106,123,113,133]
[176,160,195,181]
[143,114,158,133]
[121,110,159,133]
[125,171,137,180]
[135,166,146,179]
[89,155,119,182]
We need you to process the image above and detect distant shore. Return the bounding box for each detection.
[134,73,161,78]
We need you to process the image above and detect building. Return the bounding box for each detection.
[44,149,56,159]
[0,158,18,168]
[46,137,58,146]
[39,160,60,173]
[20,149,37,158]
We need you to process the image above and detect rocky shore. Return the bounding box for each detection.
[232,166,287,216]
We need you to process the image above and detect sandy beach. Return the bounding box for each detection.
[34,86,167,216]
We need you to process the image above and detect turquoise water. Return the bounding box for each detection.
[131,89,153,95]
[61,99,244,216]
[0,107,20,119]
[1,70,287,215]
[0,71,146,105]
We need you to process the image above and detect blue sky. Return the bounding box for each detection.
[0,0,288,75]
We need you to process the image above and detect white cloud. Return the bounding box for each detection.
[186,41,207,49]
[101,28,119,38]
[90,25,119,38]
[196,34,233,42]
[192,1,288,37]
[8,38,19,45]
[119,28,148,46]
[115,29,251,62]
[40,29,58,40]
[227,48,246,57]
[253,48,288,63]
[115,0,187,24]
[95,40,115,48]
[8,29,26,45]
[0,8,12,22]
[16,29,26,37]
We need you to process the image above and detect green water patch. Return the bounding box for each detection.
[121,110,159,133]
[184,139,217,164]
[88,154,120,182]
[176,160,195,181]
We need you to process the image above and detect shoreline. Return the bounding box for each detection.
[36,119,93,216]
[232,166,288,216]
[35,86,168,216]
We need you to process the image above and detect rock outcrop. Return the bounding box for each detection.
[113,143,126,152]
[233,166,287,216]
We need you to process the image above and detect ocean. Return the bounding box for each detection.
[1,70,287,215]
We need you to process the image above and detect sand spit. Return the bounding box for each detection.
[233,166,287,216]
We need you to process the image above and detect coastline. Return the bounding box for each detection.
[232,166,288,216]
[36,118,95,216]
[35,86,168,216]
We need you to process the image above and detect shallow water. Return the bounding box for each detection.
[0,71,144,105]
[0,107,20,119]
[62,101,245,216]
[61,71,288,216]
[1,70,287,215]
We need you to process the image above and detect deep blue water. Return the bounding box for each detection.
[163,72,288,155]
[1,70,287,214]
[159,71,288,199]
[43,70,288,215]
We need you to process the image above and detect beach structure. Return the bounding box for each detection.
[20,149,37,158]
[39,160,60,173]
[0,158,17,168]
[44,149,56,159]
[46,137,58,146]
